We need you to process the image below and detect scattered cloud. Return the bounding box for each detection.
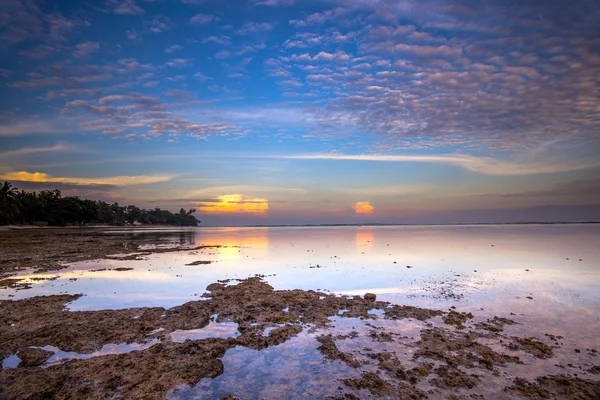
[236,21,273,35]
[201,35,231,45]
[108,0,144,15]
[2,0,600,223]
[148,16,170,33]
[189,13,214,24]
[251,0,294,6]
[165,44,184,54]
[126,30,141,41]
[73,42,100,59]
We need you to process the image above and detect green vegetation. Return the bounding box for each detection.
[0,181,199,227]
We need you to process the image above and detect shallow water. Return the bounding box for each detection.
[167,329,361,400]
[40,340,161,365]
[4,225,599,312]
[2,224,600,397]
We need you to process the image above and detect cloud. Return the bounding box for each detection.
[148,16,170,33]
[201,36,231,45]
[193,72,211,81]
[251,0,294,6]
[236,21,273,35]
[108,0,143,15]
[189,13,214,24]
[289,8,347,27]
[45,13,79,42]
[4,0,600,160]
[0,171,175,186]
[0,143,73,158]
[353,201,374,214]
[338,185,427,196]
[73,42,100,59]
[0,119,73,136]
[187,185,304,198]
[0,0,44,44]
[196,194,269,214]
[125,30,141,41]
[276,153,600,176]
[10,76,62,89]
[293,51,350,63]
[164,44,183,54]
[394,43,462,58]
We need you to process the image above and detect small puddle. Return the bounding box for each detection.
[167,329,360,399]
[37,340,160,366]
[2,354,21,369]
[170,321,240,343]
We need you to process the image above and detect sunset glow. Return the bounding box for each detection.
[197,194,269,214]
[353,202,375,215]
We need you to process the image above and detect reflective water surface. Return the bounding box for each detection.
[4,225,599,312]
[2,224,599,397]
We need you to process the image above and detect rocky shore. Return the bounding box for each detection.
[0,228,599,399]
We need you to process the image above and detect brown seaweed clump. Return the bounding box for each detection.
[443,309,474,329]
[2,275,596,399]
[507,337,554,359]
[414,328,520,371]
[343,372,429,399]
[504,375,600,399]
[474,316,518,333]
[0,277,444,400]
[317,334,362,367]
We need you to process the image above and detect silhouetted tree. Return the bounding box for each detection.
[0,182,20,224]
[0,181,200,227]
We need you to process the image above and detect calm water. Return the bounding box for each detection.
[4,224,599,313]
[3,224,600,397]
[4,224,600,346]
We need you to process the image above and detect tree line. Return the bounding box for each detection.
[0,181,199,227]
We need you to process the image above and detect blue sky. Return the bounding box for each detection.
[1,0,599,225]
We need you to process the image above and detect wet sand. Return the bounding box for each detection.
[1,227,599,399]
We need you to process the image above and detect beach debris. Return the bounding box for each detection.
[185,260,212,266]
[364,293,376,302]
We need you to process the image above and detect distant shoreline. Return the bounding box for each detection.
[0,224,196,231]
[243,221,600,228]
[2,221,599,231]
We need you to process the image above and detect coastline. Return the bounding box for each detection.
[0,224,200,232]
[0,226,599,399]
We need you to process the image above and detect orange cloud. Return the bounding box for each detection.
[0,171,173,186]
[197,194,269,214]
[353,201,374,214]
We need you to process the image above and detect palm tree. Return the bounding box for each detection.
[0,181,20,224]
[0,181,18,199]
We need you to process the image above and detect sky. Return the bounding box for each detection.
[1,0,599,225]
